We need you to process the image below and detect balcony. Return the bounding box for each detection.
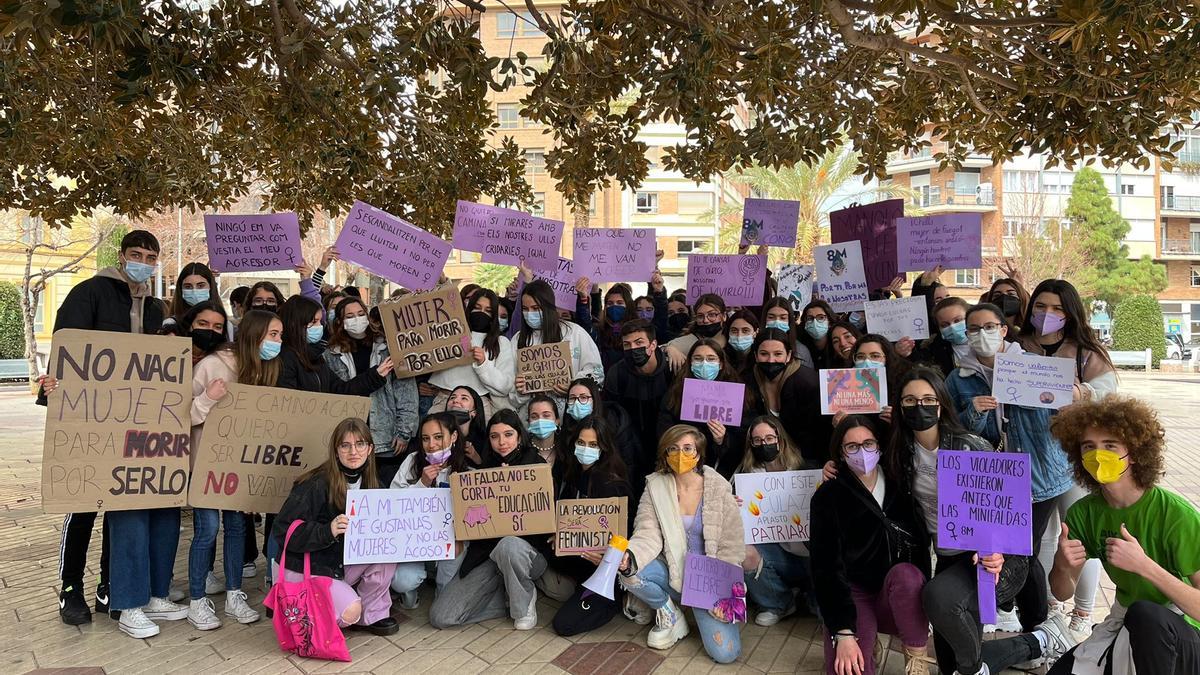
[911,185,997,212]
[1160,239,1200,259]
[886,141,994,172]
[1161,194,1200,216]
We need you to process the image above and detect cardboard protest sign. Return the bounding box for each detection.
[992,352,1075,410]
[533,257,581,309]
[863,296,931,341]
[41,330,193,513]
[573,227,656,282]
[681,553,744,611]
[451,464,555,540]
[189,384,370,512]
[555,497,628,555]
[685,254,767,305]
[516,341,572,393]
[335,200,451,291]
[813,240,870,313]
[377,286,472,378]
[896,213,983,272]
[740,198,800,248]
[776,264,814,313]
[937,450,1033,555]
[204,213,302,273]
[819,367,888,415]
[680,379,745,427]
[452,200,564,273]
[344,488,455,565]
[734,470,823,544]
[830,199,903,291]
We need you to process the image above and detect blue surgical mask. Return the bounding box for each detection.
[124,260,156,283]
[691,361,720,380]
[529,418,557,439]
[566,400,593,420]
[848,311,866,330]
[306,325,324,344]
[766,320,790,332]
[605,305,626,322]
[574,445,601,466]
[854,358,884,369]
[940,320,968,345]
[259,340,282,361]
[181,288,208,306]
[729,335,754,352]
[499,316,510,332]
[523,309,543,329]
[804,318,829,340]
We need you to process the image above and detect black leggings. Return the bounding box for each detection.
[1048,601,1200,675]
[59,512,110,589]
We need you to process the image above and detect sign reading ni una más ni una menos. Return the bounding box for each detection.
[378,285,473,378]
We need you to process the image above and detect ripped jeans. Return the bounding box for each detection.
[619,558,742,664]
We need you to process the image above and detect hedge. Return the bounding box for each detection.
[1112,294,1166,366]
[0,281,24,359]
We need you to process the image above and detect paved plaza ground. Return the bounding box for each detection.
[1,372,1196,675]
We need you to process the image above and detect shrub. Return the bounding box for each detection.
[0,281,24,359]
[1112,294,1165,366]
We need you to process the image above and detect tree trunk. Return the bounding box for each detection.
[20,248,40,390]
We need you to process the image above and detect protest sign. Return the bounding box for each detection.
[534,257,581,309]
[685,254,767,305]
[740,198,800,248]
[204,213,302,273]
[573,227,656,282]
[377,286,472,378]
[681,553,744,611]
[335,200,450,291]
[896,213,983,272]
[555,497,628,556]
[452,200,564,272]
[344,488,455,565]
[189,384,370,512]
[813,240,870,312]
[680,379,745,427]
[819,367,888,415]
[936,450,1033,555]
[992,352,1075,410]
[734,470,823,544]
[451,464,555,540]
[863,296,931,341]
[830,199,903,291]
[41,330,193,513]
[516,341,572,393]
[776,264,814,313]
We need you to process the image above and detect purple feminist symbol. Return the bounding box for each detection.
[598,515,610,530]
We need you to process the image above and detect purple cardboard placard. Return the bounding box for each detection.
[451,200,563,273]
[896,213,983,272]
[936,450,1033,555]
[978,565,998,624]
[533,257,581,309]
[335,201,450,291]
[681,553,743,611]
[680,379,745,427]
[740,198,800,248]
[830,199,903,291]
[204,213,302,272]
[572,227,656,282]
[685,254,767,305]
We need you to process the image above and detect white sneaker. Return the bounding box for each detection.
[224,590,260,624]
[205,572,223,595]
[1068,611,1093,641]
[398,590,419,610]
[1037,611,1080,665]
[119,607,161,639]
[242,562,257,579]
[623,594,653,625]
[754,604,796,627]
[167,586,186,603]
[646,598,689,650]
[513,593,537,630]
[188,598,222,631]
[952,665,989,675]
[142,596,188,621]
[991,607,1022,633]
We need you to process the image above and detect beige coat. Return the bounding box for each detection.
[627,469,745,593]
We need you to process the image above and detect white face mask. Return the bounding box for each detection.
[343,316,369,338]
[968,327,1004,358]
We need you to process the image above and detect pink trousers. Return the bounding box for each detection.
[280,563,398,626]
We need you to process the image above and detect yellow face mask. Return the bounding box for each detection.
[1082,449,1129,484]
[667,452,699,475]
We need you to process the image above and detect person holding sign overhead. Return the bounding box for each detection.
[1017,280,1116,402]
[426,287,516,420]
[511,279,604,411]
[658,338,751,477]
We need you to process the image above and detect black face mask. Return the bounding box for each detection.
[994,294,1021,318]
[901,404,940,432]
[468,311,492,333]
[337,460,364,483]
[447,409,472,426]
[693,321,722,338]
[251,303,278,314]
[668,313,690,332]
[757,361,787,380]
[751,442,780,463]
[626,346,651,368]
[190,328,224,353]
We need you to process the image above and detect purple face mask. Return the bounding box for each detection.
[1031,311,1066,336]
[426,448,452,465]
[846,448,881,476]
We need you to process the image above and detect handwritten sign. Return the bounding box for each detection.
[41,330,193,513]
[189,385,370,513]
[937,450,1033,555]
[344,488,455,565]
[740,198,800,247]
[516,341,572,393]
[819,367,888,415]
[734,470,823,544]
[555,497,628,556]
[204,213,302,273]
[573,228,656,282]
[813,240,870,313]
[896,213,983,272]
[681,553,744,611]
[685,254,767,305]
[451,464,556,540]
[378,286,472,378]
[863,296,931,341]
[830,199,903,291]
[533,257,581,309]
[992,352,1075,410]
[335,200,450,291]
[452,200,564,273]
[680,379,745,427]
[776,264,814,313]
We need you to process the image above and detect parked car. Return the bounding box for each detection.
[1166,333,1191,360]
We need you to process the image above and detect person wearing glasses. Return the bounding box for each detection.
[617,425,745,662]
[659,338,752,477]
[560,378,642,482]
[811,415,934,675]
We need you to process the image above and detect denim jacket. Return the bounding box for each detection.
[324,338,418,453]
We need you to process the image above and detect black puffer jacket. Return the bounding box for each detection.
[603,347,672,483]
[276,344,387,396]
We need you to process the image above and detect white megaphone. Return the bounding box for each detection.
[582,535,629,601]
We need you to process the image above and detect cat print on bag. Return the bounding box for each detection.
[282,590,316,657]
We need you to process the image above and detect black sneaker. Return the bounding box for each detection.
[354,616,399,636]
[94,583,110,615]
[59,586,92,625]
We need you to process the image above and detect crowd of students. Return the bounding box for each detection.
[38,230,1199,675]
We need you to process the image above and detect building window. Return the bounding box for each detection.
[1120,183,1135,195]
[955,269,980,287]
[496,103,520,129]
[1003,170,1039,193]
[20,215,44,245]
[531,193,546,217]
[677,192,712,215]
[635,192,658,214]
[498,11,545,38]
[677,239,708,256]
[525,150,546,175]
[588,193,597,216]
[1192,266,1200,288]
[646,146,659,170]
[497,13,516,37]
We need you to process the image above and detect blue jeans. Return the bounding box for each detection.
[620,558,742,664]
[390,561,428,593]
[188,508,246,600]
[744,543,813,614]
[108,508,181,610]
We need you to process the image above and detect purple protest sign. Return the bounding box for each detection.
[741,198,800,248]
[978,565,998,624]
[680,379,745,427]
[335,201,450,291]
[830,199,903,291]
[204,213,302,272]
[681,553,743,611]
[451,200,563,273]
[572,227,656,282]
[936,450,1033,555]
[533,257,581,309]
[896,213,983,272]
[686,254,767,305]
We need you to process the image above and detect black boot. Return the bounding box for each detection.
[354,616,399,636]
